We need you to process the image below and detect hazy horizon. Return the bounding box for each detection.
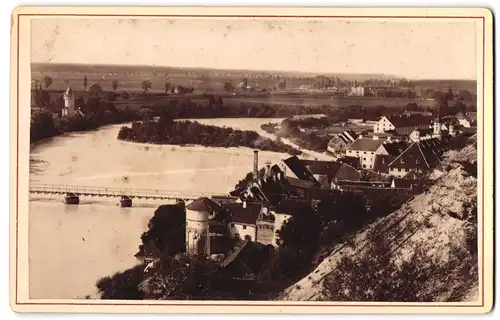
[31,18,478,80]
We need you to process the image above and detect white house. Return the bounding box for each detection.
[345,137,389,169]
[373,116,396,133]
[349,86,365,96]
[373,114,433,135]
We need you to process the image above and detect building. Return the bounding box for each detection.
[224,201,263,242]
[185,197,221,255]
[409,128,434,142]
[301,159,361,187]
[349,86,365,96]
[456,112,477,128]
[278,156,319,184]
[387,136,451,177]
[345,137,388,169]
[373,114,433,135]
[62,86,76,117]
[327,130,357,155]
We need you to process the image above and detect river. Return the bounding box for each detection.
[29,117,306,299]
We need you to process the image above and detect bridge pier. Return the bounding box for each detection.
[64,193,79,205]
[120,196,132,207]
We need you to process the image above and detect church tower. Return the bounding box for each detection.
[433,117,442,136]
[62,86,75,117]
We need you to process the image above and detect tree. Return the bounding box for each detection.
[164,82,171,93]
[139,254,221,300]
[112,80,118,92]
[274,203,321,276]
[30,111,59,143]
[42,76,53,89]
[96,263,145,300]
[138,204,186,257]
[141,80,152,93]
[83,76,88,89]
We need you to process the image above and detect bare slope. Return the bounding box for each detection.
[279,135,478,301]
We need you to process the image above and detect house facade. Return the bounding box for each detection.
[387,137,450,177]
[349,86,365,96]
[345,137,389,169]
[374,114,433,135]
[327,130,357,155]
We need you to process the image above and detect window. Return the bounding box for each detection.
[242,225,247,230]
[362,164,366,168]
[244,235,252,241]
[363,157,366,161]
[231,223,235,228]
[235,233,240,240]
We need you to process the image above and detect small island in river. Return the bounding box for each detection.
[117,112,301,155]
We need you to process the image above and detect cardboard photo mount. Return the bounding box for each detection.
[10,6,494,314]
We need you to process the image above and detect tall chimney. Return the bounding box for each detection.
[253,150,259,181]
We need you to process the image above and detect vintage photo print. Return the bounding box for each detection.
[10,7,494,314]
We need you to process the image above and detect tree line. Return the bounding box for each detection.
[117,110,301,155]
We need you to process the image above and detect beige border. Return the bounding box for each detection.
[10,6,494,314]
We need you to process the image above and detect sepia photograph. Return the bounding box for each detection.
[10,7,494,314]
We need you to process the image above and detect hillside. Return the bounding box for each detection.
[279,135,478,302]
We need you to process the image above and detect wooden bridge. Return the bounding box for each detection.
[29,183,230,204]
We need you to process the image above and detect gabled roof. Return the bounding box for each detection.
[282,156,318,183]
[286,177,317,189]
[388,143,430,169]
[388,137,451,170]
[347,138,385,152]
[328,130,357,148]
[387,114,433,128]
[302,160,343,175]
[303,160,360,183]
[337,156,361,169]
[224,202,262,225]
[186,197,220,213]
[373,154,396,173]
[383,141,410,157]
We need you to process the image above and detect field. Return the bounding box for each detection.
[228,95,438,108]
[31,62,476,112]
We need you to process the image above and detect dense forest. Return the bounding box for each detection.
[117,110,301,155]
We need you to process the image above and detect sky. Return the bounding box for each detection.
[31,18,478,80]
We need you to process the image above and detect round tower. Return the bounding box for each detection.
[62,86,75,117]
[185,197,211,255]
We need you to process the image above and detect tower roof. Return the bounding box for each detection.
[64,86,73,95]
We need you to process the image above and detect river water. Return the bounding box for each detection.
[29,118,295,299]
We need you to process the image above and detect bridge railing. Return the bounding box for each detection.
[29,183,228,200]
